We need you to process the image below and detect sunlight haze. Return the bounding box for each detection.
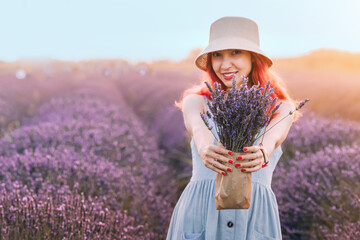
[0,0,359,62]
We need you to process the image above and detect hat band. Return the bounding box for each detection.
[202,37,263,56]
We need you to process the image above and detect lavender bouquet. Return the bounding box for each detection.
[200,75,281,152]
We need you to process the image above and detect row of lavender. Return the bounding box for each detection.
[0,78,177,239]
[115,71,360,240]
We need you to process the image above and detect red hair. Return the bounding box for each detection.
[175,51,296,119]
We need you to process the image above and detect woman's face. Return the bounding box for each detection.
[211,49,252,89]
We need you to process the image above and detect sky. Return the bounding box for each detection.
[0,0,359,62]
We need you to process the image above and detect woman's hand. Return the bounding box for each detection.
[198,141,234,175]
[235,146,268,173]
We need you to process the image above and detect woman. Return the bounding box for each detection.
[167,16,295,240]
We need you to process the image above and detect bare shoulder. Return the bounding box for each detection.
[182,94,207,114]
[181,94,207,136]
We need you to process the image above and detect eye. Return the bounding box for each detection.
[232,50,242,55]
[212,52,221,57]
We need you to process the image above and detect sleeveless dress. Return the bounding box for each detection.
[166,96,283,240]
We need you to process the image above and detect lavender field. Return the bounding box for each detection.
[0,64,359,239]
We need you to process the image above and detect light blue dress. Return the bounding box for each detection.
[166,96,283,240]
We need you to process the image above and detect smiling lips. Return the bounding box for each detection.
[222,72,238,80]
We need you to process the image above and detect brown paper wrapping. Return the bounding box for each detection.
[215,152,252,209]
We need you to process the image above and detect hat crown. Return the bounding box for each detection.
[209,17,260,46]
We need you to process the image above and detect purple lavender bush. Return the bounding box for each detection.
[0,182,151,239]
[0,83,177,239]
[273,114,360,240]
[282,112,360,158]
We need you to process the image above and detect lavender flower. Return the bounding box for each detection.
[290,98,310,115]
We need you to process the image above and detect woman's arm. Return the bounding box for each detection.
[259,99,295,157]
[237,99,295,172]
[182,94,214,152]
[182,94,233,175]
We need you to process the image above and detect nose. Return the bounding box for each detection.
[221,55,233,70]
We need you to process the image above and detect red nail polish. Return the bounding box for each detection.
[228,160,233,164]
[228,151,232,155]
[236,163,241,167]
[237,156,242,160]
[243,148,247,151]
[221,172,226,175]
[227,168,232,172]
[241,169,246,172]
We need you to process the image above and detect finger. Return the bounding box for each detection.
[240,164,262,173]
[205,146,234,161]
[236,158,263,169]
[242,145,261,153]
[212,159,232,173]
[239,151,263,161]
[208,152,234,164]
[205,159,229,175]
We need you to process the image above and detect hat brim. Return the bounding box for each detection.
[195,37,273,71]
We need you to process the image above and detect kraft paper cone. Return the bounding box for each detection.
[215,151,252,209]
